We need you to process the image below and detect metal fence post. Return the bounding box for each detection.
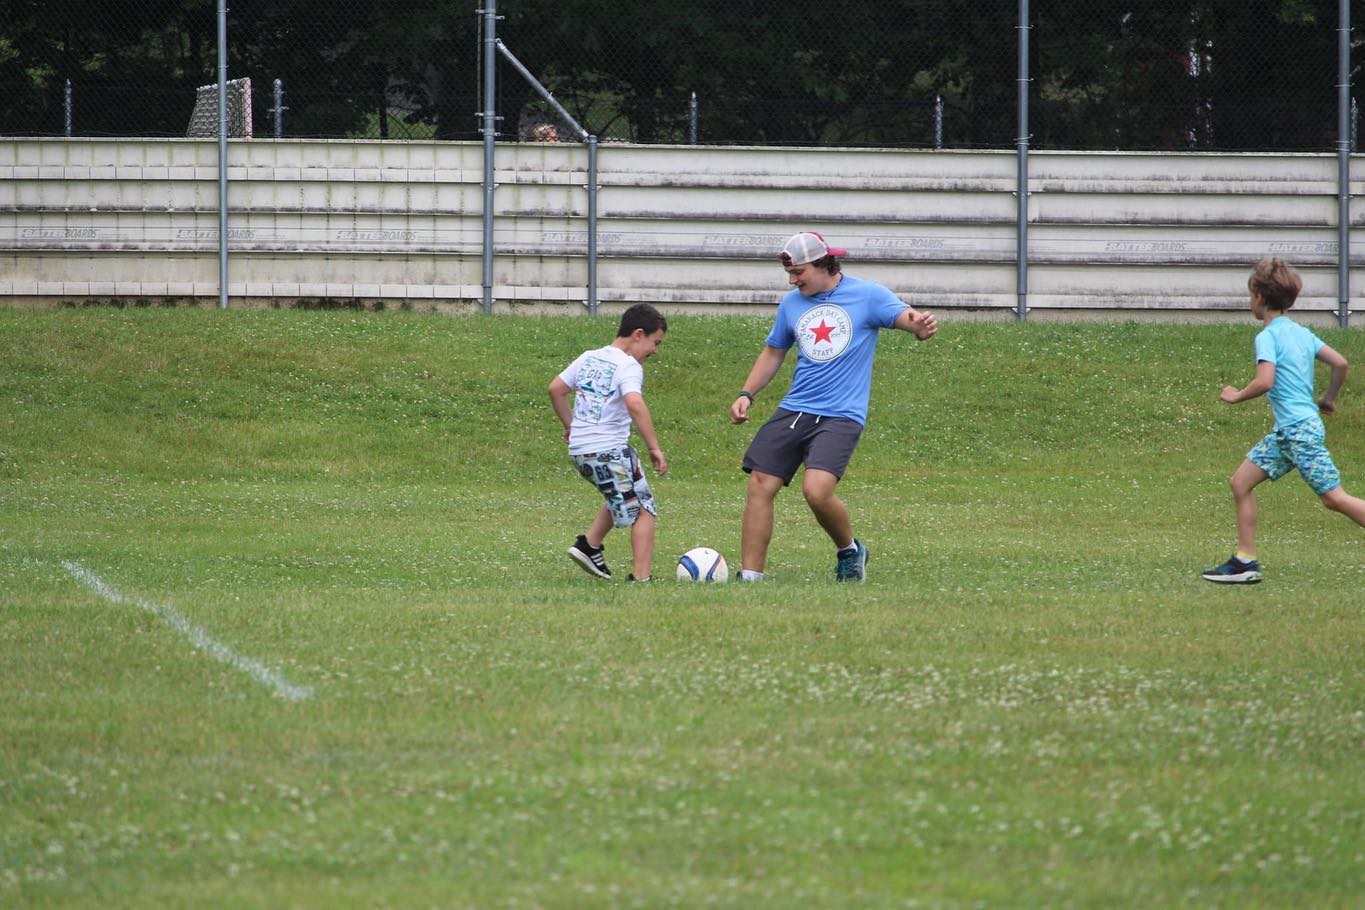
[1337,0,1351,328]
[480,0,498,313]
[587,136,599,314]
[491,39,597,315]
[271,78,286,138]
[689,92,698,145]
[496,38,600,315]
[1016,0,1030,321]
[934,94,943,149]
[64,79,73,137]
[217,0,228,310]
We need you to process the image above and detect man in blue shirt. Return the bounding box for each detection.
[1203,258,1365,584]
[729,231,937,582]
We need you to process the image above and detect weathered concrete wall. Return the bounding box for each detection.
[1,138,1360,321]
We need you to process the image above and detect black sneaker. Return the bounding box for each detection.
[835,540,868,582]
[1200,555,1262,584]
[568,535,611,579]
[626,574,652,583]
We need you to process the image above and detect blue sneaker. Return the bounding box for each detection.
[835,540,868,582]
[1201,555,1262,584]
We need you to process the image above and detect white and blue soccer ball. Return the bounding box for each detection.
[676,547,728,583]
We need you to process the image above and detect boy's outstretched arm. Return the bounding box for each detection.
[623,391,667,476]
[548,377,573,442]
[1317,345,1348,415]
[1220,361,1276,404]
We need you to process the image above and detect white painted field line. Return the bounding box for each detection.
[62,561,313,702]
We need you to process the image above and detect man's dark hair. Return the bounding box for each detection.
[617,303,668,337]
[779,252,842,275]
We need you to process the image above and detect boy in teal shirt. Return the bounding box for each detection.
[1203,258,1365,584]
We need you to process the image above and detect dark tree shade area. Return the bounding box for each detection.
[0,1,1357,150]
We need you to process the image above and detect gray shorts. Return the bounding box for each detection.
[571,446,658,527]
[742,408,863,486]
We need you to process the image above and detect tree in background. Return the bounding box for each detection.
[493,0,1016,147]
[1201,0,1340,151]
[1031,0,1342,151]
[0,0,1349,150]
[0,0,215,136]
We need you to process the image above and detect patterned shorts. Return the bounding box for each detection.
[571,446,657,528]
[1246,416,1341,496]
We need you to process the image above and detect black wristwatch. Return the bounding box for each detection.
[738,390,754,401]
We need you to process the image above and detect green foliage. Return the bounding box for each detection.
[345,109,437,140]
[0,0,1345,148]
[2,309,1364,906]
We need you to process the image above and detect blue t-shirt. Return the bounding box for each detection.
[1254,315,1325,430]
[765,275,907,425]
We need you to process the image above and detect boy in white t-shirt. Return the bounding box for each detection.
[549,304,669,581]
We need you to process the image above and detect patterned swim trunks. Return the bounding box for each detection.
[571,446,657,528]
[1246,416,1341,496]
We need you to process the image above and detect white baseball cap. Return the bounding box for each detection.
[780,231,848,265]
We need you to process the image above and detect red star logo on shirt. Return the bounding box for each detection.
[809,320,836,344]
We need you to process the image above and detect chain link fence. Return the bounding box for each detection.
[0,1,1357,150]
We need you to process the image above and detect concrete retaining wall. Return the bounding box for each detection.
[1,139,1361,321]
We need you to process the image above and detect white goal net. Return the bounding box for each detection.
[186,77,253,138]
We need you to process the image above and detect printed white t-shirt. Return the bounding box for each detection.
[558,345,644,455]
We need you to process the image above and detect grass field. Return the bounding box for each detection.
[3,308,1364,908]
